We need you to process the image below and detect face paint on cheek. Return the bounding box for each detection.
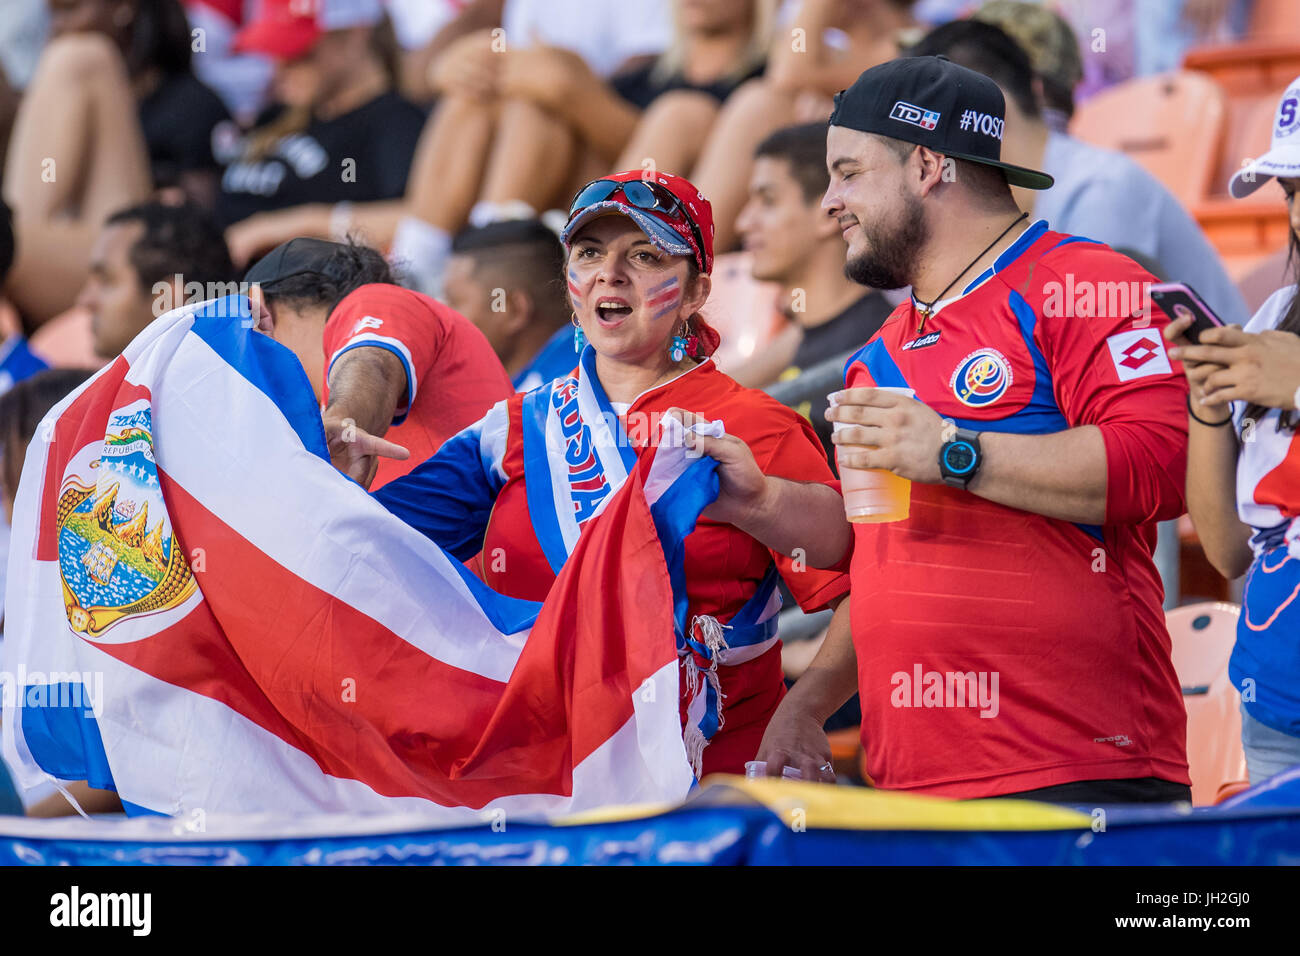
[567,269,583,307]
[645,276,681,320]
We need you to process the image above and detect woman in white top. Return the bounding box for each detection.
[1164,75,1300,783]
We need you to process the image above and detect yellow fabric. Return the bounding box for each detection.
[701,776,1093,831]
[554,778,1092,831]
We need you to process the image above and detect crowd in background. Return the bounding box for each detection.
[0,0,1256,378]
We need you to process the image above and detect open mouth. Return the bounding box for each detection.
[595,301,634,325]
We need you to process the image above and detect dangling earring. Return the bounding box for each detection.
[669,322,689,363]
[571,315,587,353]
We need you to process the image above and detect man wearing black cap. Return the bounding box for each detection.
[244,237,512,488]
[757,56,1194,804]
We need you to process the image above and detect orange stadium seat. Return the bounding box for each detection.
[700,251,789,376]
[1166,602,1249,805]
[1246,0,1300,41]
[1183,41,1300,276]
[1069,71,1226,207]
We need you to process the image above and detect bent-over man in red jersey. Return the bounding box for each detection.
[244,238,514,488]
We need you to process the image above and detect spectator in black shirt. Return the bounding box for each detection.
[734,122,891,457]
[217,0,425,266]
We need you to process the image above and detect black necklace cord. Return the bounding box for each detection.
[912,211,1030,333]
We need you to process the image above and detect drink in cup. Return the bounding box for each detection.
[830,387,915,523]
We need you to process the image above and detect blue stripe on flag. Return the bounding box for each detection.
[188,296,329,461]
[20,683,116,793]
[646,455,720,639]
[443,553,544,635]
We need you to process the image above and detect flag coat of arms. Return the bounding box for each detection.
[0,297,710,821]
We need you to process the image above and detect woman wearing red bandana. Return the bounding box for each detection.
[369,171,851,777]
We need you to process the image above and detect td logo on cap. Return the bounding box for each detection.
[829,55,1053,190]
[890,101,941,131]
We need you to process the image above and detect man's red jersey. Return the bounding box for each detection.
[844,220,1191,798]
[322,284,513,488]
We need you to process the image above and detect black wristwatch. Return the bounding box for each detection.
[939,427,983,489]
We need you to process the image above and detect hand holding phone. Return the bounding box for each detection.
[1149,282,1224,344]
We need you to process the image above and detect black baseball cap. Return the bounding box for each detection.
[829,55,1054,190]
[244,237,348,287]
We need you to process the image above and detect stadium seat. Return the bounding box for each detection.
[1166,602,1249,805]
[1183,41,1300,101]
[1246,0,1300,41]
[1069,71,1226,207]
[700,251,789,376]
[1189,94,1291,277]
[1181,41,1299,275]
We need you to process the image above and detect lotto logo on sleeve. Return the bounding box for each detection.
[890,101,940,130]
[1106,329,1173,381]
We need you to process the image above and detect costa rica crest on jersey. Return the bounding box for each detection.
[55,399,198,641]
[950,348,1013,407]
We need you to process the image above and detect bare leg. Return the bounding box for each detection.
[405,92,499,233]
[557,146,614,205]
[690,79,796,254]
[3,33,150,324]
[4,32,150,222]
[478,98,580,212]
[615,90,720,176]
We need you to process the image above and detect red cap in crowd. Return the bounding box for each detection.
[232,0,384,61]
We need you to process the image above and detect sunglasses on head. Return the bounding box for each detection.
[568,179,706,268]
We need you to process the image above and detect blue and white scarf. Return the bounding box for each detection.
[520,347,782,775]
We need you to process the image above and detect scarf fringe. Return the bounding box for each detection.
[681,613,731,778]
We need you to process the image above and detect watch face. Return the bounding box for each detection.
[945,441,976,474]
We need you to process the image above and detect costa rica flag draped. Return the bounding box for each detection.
[0,296,706,820]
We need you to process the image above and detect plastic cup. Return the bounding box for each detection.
[830,387,915,523]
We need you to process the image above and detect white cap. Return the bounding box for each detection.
[1229,74,1300,198]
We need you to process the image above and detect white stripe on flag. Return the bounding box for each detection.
[144,331,528,682]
